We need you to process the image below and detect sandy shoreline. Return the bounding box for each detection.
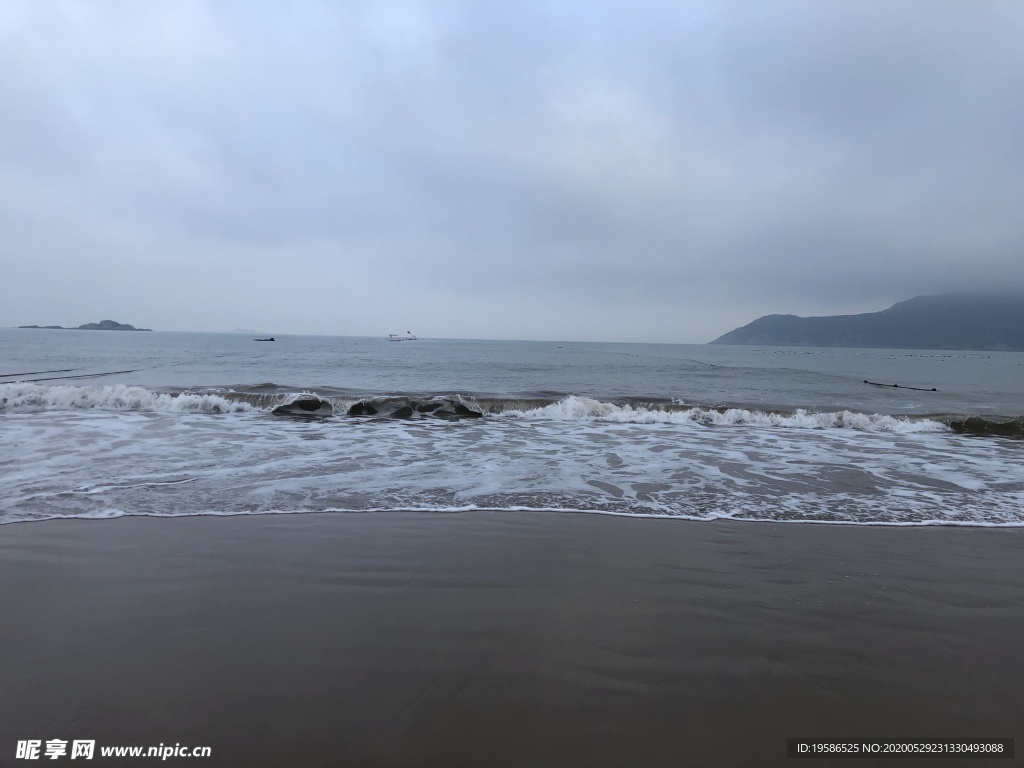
[1,511,1021,766]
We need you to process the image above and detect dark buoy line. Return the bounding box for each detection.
[864,380,938,392]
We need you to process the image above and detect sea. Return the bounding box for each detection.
[2,328,1022,527]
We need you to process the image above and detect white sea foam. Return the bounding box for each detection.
[0,383,254,413]
[2,409,1022,527]
[504,395,948,432]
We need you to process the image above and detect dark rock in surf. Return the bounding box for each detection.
[950,416,987,435]
[273,396,332,416]
[347,402,378,417]
[949,416,1024,437]
[989,420,1024,437]
[431,405,483,420]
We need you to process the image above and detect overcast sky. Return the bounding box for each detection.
[2,1,1022,342]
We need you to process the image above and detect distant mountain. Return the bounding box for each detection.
[710,293,1024,351]
[18,319,152,332]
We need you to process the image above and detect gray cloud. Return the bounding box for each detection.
[2,0,1022,341]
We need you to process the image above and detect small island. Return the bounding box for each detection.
[18,320,153,332]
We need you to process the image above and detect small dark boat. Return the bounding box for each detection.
[254,337,275,342]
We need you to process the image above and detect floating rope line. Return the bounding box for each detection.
[864,380,938,392]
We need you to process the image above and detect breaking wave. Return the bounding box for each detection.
[502,395,949,432]
[4,383,1022,436]
[0,383,255,414]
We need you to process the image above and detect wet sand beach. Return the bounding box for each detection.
[1,512,1021,767]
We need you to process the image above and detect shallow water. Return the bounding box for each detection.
[2,329,1022,526]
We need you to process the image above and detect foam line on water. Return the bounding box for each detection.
[4,506,1024,528]
[502,395,949,432]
